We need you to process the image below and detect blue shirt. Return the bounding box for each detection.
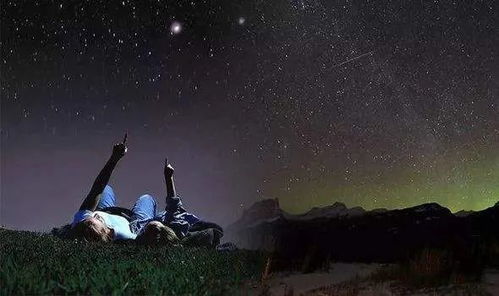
[72,210,137,240]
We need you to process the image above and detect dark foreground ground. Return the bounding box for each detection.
[2,228,498,295]
[0,229,265,295]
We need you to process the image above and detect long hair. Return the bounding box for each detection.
[70,220,113,242]
[136,222,180,246]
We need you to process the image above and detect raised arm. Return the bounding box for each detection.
[164,158,176,198]
[163,158,188,218]
[79,134,128,211]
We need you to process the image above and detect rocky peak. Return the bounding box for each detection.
[411,202,447,213]
[297,202,366,220]
[237,198,282,225]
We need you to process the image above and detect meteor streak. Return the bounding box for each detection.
[328,51,374,70]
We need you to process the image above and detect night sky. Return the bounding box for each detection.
[1,0,498,231]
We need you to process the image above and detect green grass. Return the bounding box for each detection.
[0,229,265,295]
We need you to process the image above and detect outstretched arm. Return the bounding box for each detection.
[163,158,188,218]
[164,158,176,198]
[79,134,128,211]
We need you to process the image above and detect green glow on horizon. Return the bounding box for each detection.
[270,148,499,214]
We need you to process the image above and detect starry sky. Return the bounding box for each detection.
[1,0,498,231]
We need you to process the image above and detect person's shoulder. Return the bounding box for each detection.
[113,229,137,241]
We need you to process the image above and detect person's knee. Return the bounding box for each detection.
[104,185,114,195]
[137,194,157,211]
[138,194,156,204]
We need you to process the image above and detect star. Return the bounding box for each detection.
[170,21,182,35]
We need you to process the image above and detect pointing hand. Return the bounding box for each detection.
[112,133,128,160]
[164,158,174,178]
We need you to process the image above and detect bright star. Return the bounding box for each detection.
[170,21,182,35]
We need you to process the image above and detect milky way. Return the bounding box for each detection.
[1,0,498,230]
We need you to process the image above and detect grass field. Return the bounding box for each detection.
[0,229,266,295]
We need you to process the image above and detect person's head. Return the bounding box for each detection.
[71,217,113,242]
[136,221,179,246]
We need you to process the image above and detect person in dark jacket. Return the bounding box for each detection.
[136,159,223,247]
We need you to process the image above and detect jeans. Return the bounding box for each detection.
[98,185,157,234]
[99,186,202,237]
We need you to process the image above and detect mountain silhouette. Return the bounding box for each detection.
[226,200,499,267]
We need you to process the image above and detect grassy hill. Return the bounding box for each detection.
[0,229,265,295]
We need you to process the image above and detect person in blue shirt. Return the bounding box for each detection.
[68,133,220,246]
[71,134,165,243]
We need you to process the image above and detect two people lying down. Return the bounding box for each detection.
[62,134,222,247]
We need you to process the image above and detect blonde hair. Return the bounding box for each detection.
[136,222,180,246]
[71,219,113,242]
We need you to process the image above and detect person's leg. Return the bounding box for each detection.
[130,194,158,234]
[131,194,157,221]
[96,185,117,210]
